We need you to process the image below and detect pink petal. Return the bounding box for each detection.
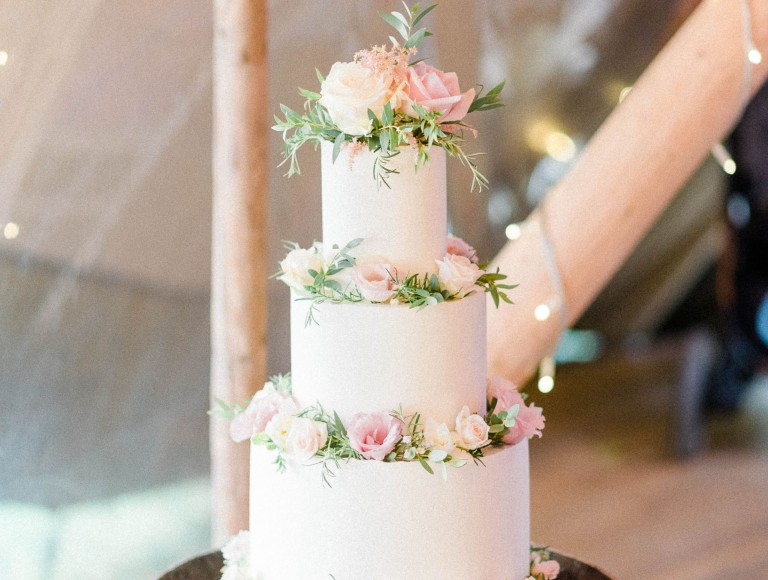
[441,88,475,122]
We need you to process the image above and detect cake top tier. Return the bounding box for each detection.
[272,2,504,194]
[321,141,447,274]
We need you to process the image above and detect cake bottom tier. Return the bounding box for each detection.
[249,441,530,580]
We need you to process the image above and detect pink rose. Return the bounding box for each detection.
[531,553,560,579]
[350,258,396,302]
[402,63,475,123]
[487,375,525,414]
[229,390,288,443]
[446,234,479,264]
[436,253,483,296]
[503,402,546,446]
[347,412,403,460]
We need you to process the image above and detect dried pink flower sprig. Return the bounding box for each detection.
[272,2,505,191]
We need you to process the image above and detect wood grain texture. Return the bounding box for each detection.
[488,0,768,383]
[210,0,268,544]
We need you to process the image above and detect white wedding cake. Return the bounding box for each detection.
[250,146,530,579]
[216,4,558,580]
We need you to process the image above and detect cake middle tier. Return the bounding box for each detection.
[321,141,447,276]
[290,291,487,425]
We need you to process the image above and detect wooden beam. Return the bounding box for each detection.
[210,0,268,544]
[488,0,768,383]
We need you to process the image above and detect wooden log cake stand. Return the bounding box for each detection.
[158,549,614,579]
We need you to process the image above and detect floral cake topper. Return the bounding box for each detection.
[272,2,504,190]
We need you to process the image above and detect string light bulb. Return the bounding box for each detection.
[748,48,762,64]
[538,355,556,393]
[0,51,8,66]
[534,304,551,321]
[3,222,19,240]
[711,142,737,175]
[618,86,632,103]
[505,223,522,241]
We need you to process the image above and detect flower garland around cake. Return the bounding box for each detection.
[211,373,545,486]
[219,530,560,580]
[276,234,515,325]
[272,2,504,191]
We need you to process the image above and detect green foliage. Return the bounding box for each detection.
[379,2,436,50]
[271,1,504,192]
[468,81,506,114]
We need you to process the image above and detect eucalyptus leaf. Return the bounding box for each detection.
[332,131,345,163]
[428,449,448,463]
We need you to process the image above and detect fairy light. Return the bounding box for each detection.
[505,223,522,241]
[618,86,632,103]
[534,304,551,321]
[544,132,576,162]
[748,48,763,64]
[3,222,19,240]
[0,51,8,66]
[537,356,556,393]
[538,375,554,394]
[711,142,737,175]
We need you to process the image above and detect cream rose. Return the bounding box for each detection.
[320,61,391,136]
[436,253,483,296]
[285,417,328,463]
[453,405,489,450]
[422,417,455,455]
[278,247,325,293]
[264,398,300,450]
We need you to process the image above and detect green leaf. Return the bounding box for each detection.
[411,3,437,28]
[298,87,321,100]
[333,411,347,436]
[379,11,409,40]
[404,28,432,50]
[404,447,417,461]
[488,424,505,434]
[379,129,390,152]
[450,459,468,468]
[418,457,434,474]
[315,68,325,84]
[428,449,448,462]
[332,131,345,163]
[382,101,394,126]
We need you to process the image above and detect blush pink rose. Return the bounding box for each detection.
[531,554,560,579]
[350,258,396,302]
[402,63,475,123]
[446,234,479,264]
[487,375,525,414]
[436,253,483,296]
[503,402,546,446]
[229,391,288,443]
[347,412,403,460]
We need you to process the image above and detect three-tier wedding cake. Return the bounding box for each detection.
[216,4,557,580]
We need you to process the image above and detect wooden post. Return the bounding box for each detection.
[488,0,768,384]
[210,0,268,544]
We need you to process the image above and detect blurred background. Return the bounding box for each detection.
[2,0,767,578]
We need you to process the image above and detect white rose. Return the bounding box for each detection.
[278,247,326,293]
[435,254,483,296]
[453,405,489,450]
[264,398,299,450]
[221,530,250,572]
[422,418,455,455]
[285,417,328,463]
[320,61,391,136]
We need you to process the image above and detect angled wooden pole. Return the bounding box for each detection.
[210,0,268,544]
[488,0,768,384]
